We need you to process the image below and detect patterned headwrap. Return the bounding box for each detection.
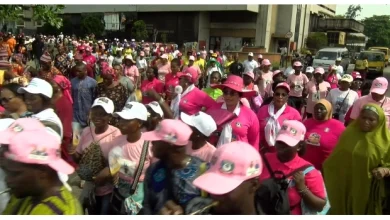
[102,67,117,81]
[53,75,73,104]
[40,52,52,63]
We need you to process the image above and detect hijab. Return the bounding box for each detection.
[316,99,333,120]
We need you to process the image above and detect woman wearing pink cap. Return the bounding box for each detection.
[287,61,309,111]
[303,67,330,118]
[257,82,301,152]
[164,59,181,104]
[324,65,340,89]
[211,75,259,149]
[302,99,345,171]
[260,120,327,215]
[257,59,273,98]
[263,70,286,100]
[157,54,171,82]
[123,55,140,86]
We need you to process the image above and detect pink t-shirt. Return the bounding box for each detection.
[164,72,180,101]
[141,78,165,104]
[257,104,302,150]
[123,65,139,83]
[157,62,171,82]
[183,65,201,76]
[179,87,218,115]
[76,125,121,196]
[326,74,338,89]
[259,153,326,215]
[212,103,260,151]
[110,135,153,183]
[305,81,331,114]
[186,141,216,162]
[350,94,390,129]
[302,119,345,170]
[287,73,309,97]
[259,71,273,97]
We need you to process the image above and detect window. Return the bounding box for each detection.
[315,51,338,60]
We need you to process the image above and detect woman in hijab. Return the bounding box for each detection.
[0,83,31,118]
[257,82,302,153]
[323,103,390,215]
[302,99,345,171]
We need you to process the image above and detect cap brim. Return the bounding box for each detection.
[17,87,41,95]
[49,158,75,175]
[276,134,299,147]
[141,131,162,141]
[193,172,244,195]
[0,130,13,144]
[92,103,113,114]
[275,85,291,93]
[370,88,387,95]
[340,80,353,83]
[211,84,257,98]
[113,112,138,120]
[180,112,195,127]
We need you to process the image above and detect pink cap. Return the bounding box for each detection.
[314,67,325,75]
[370,77,388,95]
[212,75,256,98]
[276,120,306,147]
[178,52,183,57]
[275,82,290,92]
[351,71,362,80]
[243,72,254,80]
[140,51,145,56]
[85,46,91,52]
[293,61,302,67]
[273,70,282,76]
[142,119,192,146]
[258,54,263,59]
[0,118,74,174]
[160,54,168,59]
[193,141,262,195]
[262,59,271,66]
[178,67,198,83]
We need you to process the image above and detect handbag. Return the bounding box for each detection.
[110,140,150,215]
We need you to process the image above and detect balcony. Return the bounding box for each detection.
[317,18,364,33]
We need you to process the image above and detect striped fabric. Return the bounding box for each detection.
[2,186,83,215]
[0,48,7,58]
[0,60,11,67]
[40,53,52,63]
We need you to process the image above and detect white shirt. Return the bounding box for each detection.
[243,60,259,73]
[326,88,359,123]
[336,65,344,76]
[284,66,295,77]
[108,55,114,67]
[33,108,64,141]
[136,58,148,71]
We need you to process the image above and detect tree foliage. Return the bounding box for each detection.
[362,15,390,48]
[131,20,148,41]
[0,5,64,29]
[80,15,105,37]
[345,5,362,19]
[306,32,328,51]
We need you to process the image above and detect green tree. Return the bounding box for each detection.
[362,15,390,48]
[0,5,64,29]
[305,32,328,51]
[345,5,362,19]
[131,20,148,41]
[80,15,105,37]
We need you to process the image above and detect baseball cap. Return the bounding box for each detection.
[142,119,193,146]
[17,78,53,98]
[306,66,314,73]
[125,55,134,61]
[262,59,271,66]
[351,71,362,80]
[160,47,165,52]
[370,77,388,95]
[92,97,115,114]
[258,54,263,59]
[178,67,198,84]
[0,118,15,131]
[243,72,255,80]
[189,55,195,61]
[275,82,291,92]
[275,120,306,147]
[114,102,148,121]
[161,54,168,59]
[293,61,302,67]
[0,118,74,174]
[340,74,353,83]
[193,141,262,195]
[314,67,325,75]
[181,112,217,137]
[146,101,164,118]
[336,57,342,61]
[248,52,254,57]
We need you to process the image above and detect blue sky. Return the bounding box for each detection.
[336,5,390,19]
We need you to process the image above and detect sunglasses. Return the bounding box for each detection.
[223,90,238,96]
[274,92,288,97]
[1,97,14,103]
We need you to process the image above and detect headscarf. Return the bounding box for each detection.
[40,52,52,63]
[323,103,390,214]
[53,75,73,104]
[315,99,333,120]
[102,67,117,81]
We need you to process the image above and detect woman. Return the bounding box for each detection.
[74,97,120,215]
[323,103,390,215]
[11,54,24,76]
[202,71,223,100]
[324,65,340,89]
[0,83,31,118]
[96,67,127,127]
[145,101,164,132]
[113,63,134,96]
[141,67,164,104]
[157,54,171,82]
[304,67,330,118]
[258,82,302,152]
[350,71,363,97]
[260,120,327,215]
[205,58,222,88]
[257,59,273,97]
[123,55,140,86]
[302,99,345,171]
[211,75,259,149]
[264,70,285,99]
[164,58,181,103]
[39,52,62,81]
[55,45,71,78]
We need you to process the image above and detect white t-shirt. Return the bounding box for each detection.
[336,65,344,76]
[326,88,359,123]
[243,60,259,73]
[33,108,64,141]
[108,55,114,67]
[136,58,148,71]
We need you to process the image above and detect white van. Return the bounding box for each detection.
[313,47,350,72]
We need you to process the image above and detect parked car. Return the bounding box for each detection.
[312,47,350,72]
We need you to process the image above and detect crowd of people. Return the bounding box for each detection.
[0,32,390,215]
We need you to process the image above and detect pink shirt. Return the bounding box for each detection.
[141,78,164,104]
[183,65,201,75]
[76,125,121,196]
[259,71,273,97]
[287,73,309,97]
[302,119,345,170]
[157,63,171,82]
[123,65,139,83]
[213,103,260,151]
[257,104,302,150]
[179,87,218,115]
[305,81,331,114]
[164,72,180,101]
[350,94,390,129]
[186,141,216,162]
[260,153,326,215]
[326,74,338,89]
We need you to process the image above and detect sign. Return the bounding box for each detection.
[285,32,293,39]
[338,32,346,45]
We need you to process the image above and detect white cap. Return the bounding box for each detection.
[0,118,15,131]
[125,55,134,61]
[146,101,164,118]
[131,39,135,42]
[209,50,214,54]
[124,39,127,42]
[92,97,115,114]
[189,55,195,61]
[18,78,53,98]
[114,102,148,121]
[305,66,314,73]
[161,54,168,59]
[248,52,254,56]
[141,40,144,43]
[180,112,217,137]
[336,57,342,61]
[160,47,165,52]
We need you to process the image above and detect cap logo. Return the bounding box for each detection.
[125,103,133,109]
[220,160,235,173]
[363,105,379,115]
[28,147,49,160]
[98,97,109,103]
[164,133,177,143]
[12,125,23,132]
[374,83,382,88]
[246,161,260,177]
